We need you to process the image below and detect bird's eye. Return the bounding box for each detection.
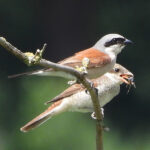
[114,68,120,72]
[112,38,117,42]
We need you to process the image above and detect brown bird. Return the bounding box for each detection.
[20,64,135,132]
[9,33,132,80]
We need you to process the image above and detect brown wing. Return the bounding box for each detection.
[58,48,111,68]
[21,100,62,132]
[45,77,101,105]
[45,84,84,104]
[8,48,111,78]
[32,48,111,74]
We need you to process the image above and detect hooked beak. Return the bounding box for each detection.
[124,39,133,45]
[120,73,135,86]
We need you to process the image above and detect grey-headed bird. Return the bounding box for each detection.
[9,34,132,80]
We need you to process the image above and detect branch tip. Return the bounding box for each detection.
[41,43,47,54]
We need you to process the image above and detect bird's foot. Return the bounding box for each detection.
[68,80,77,85]
[91,108,104,120]
[85,82,98,95]
[91,109,110,132]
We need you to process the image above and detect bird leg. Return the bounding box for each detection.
[67,80,77,85]
[85,81,98,96]
[91,109,110,132]
[91,108,104,119]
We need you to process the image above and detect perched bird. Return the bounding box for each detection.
[20,64,135,132]
[9,33,132,79]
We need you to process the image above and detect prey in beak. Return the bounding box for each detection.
[120,73,136,93]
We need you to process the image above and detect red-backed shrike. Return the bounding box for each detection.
[9,33,132,79]
[20,64,135,132]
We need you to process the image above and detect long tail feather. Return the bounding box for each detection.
[20,110,52,132]
[8,70,45,79]
[20,100,62,132]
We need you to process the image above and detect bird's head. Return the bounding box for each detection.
[94,33,132,55]
[109,64,135,87]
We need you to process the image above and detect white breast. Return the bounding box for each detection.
[62,74,120,113]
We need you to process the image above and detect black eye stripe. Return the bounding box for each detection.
[104,38,125,47]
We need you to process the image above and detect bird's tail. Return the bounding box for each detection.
[8,69,75,80]
[8,69,48,79]
[20,100,63,132]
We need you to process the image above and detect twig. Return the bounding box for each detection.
[0,36,103,150]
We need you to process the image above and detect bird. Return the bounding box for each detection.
[20,64,135,132]
[8,33,132,80]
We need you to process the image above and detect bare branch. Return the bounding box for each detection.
[0,37,28,64]
[0,36,103,150]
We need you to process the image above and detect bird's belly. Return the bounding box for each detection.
[65,84,120,113]
[66,91,94,113]
[98,86,120,107]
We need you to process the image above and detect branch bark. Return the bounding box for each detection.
[0,37,103,150]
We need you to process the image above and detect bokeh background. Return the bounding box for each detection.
[0,0,150,150]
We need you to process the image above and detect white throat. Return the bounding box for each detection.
[94,44,124,56]
[105,45,125,56]
[105,73,121,85]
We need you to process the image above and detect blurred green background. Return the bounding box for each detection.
[0,0,150,150]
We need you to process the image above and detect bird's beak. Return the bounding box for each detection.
[120,73,135,86]
[124,39,133,45]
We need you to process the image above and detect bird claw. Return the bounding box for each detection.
[101,108,104,118]
[86,87,98,95]
[91,108,104,120]
[68,80,77,85]
[91,82,99,95]
[85,89,89,94]
[85,81,98,95]
[94,87,98,95]
[91,112,97,119]
[91,109,109,132]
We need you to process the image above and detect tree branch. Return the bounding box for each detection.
[0,36,103,150]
